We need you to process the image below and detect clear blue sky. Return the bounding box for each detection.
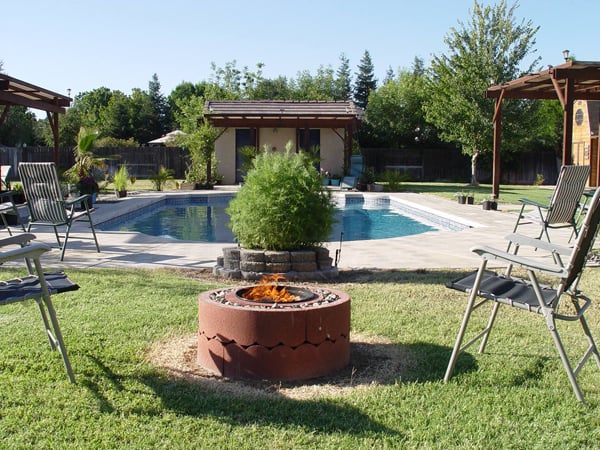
[3,0,599,105]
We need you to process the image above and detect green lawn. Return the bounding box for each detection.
[400,181,553,205]
[1,267,599,448]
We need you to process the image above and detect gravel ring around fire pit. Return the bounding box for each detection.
[147,332,414,400]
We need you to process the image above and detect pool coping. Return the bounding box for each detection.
[20,187,577,271]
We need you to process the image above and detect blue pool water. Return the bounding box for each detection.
[100,196,442,242]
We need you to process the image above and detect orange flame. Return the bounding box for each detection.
[242,274,298,303]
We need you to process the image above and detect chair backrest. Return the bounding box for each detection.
[18,162,68,223]
[1,165,11,190]
[546,165,590,225]
[564,187,600,290]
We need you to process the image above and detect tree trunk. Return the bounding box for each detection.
[470,151,479,185]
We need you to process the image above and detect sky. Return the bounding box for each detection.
[3,0,599,115]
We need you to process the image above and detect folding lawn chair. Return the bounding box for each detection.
[0,233,79,382]
[444,187,600,402]
[511,165,590,243]
[18,162,100,261]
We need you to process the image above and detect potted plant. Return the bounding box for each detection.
[455,191,467,204]
[482,197,498,210]
[76,176,99,209]
[113,164,129,198]
[227,141,336,252]
[466,192,475,204]
[149,165,174,191]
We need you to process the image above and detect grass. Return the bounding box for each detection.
[1,267,599,448]
[399,181,553,205]
[111,178,554,208]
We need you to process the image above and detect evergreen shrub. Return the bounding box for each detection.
[227,144,336,251]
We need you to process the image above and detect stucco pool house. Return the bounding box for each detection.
[204,100,363,184]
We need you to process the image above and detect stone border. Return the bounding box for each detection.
[213,246,339,280]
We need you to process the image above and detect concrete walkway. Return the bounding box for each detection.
[15,188,575,272]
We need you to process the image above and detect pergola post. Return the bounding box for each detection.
[492,94,503,199]
[562,78,575,166]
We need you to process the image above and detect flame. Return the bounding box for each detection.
[242,274,298,303]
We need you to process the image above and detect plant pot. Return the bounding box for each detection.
[194,183,214,190]
[467,196,474,205]
[179,182,195,190]
[482,200,497,210]
[115,190,127,198]
[457,195,466,204]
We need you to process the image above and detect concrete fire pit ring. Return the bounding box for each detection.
[197,286,351,380]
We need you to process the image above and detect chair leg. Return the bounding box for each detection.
[33,258,75,383]
[546,318,585,402]
[60,223,73,261]
[86,214,101,253]
[478,301,501,353]
[445,262,489,383]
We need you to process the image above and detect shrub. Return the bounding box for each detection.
[227,144,336,251]
[113,164,129,191]
[149,165,174,191]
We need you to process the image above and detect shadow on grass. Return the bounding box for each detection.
[333,268,473,285]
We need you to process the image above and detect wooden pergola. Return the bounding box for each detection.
[0,73,71,163]
[485,61,600,198]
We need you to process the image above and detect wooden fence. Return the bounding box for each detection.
[1,145,560,185]
[0,146,190,182]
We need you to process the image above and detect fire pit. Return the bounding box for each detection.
[197,276,351,380]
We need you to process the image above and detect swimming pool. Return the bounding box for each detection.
[98,194,467,242]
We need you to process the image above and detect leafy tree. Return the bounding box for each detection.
[176,96,219,183]
[252,76,293,100]
[353,50,377,109]
[0,106,43,146]
[209,61,265,99]
[424,0,540,184]
[335,53,352,100]
[292,66,337,100]
[366,58,436,148]
[99,91,132,140]
[128,88,155,144]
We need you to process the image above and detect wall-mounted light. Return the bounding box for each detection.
[562,49,570,61]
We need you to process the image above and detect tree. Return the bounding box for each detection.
[148,73,171,137]
[129,88,155,144]
[366,58,436,148]
[176,96,219,184]
[335,53,352,100]
[425,0,540,184]
[353,50,377,109]
[99,91,132,140]
[0,106,43,146]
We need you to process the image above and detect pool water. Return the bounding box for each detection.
[102,200,438,242]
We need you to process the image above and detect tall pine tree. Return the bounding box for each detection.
[353,50,377,109]
[335,53,352,100]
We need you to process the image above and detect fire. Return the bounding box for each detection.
[242,274,298,303]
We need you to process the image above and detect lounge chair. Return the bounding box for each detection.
[511,165,590,243]
[340,176,357,190]
[0,233,79,382]
[444,187,600,402]
[18,162,101,261]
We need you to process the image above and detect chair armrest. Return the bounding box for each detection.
[472,244,567,276]
[504,233,573,256]
[65,194,90,206]
[0,232,37,248]
[518,198,550,209]
[0,242,51,264]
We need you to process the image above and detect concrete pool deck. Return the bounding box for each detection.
[17,187,577,272]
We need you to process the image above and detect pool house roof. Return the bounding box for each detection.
[203,100,363,128]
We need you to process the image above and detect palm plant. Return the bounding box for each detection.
[65,127,105,181]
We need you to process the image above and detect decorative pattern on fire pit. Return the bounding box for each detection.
[197,286,351,380]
